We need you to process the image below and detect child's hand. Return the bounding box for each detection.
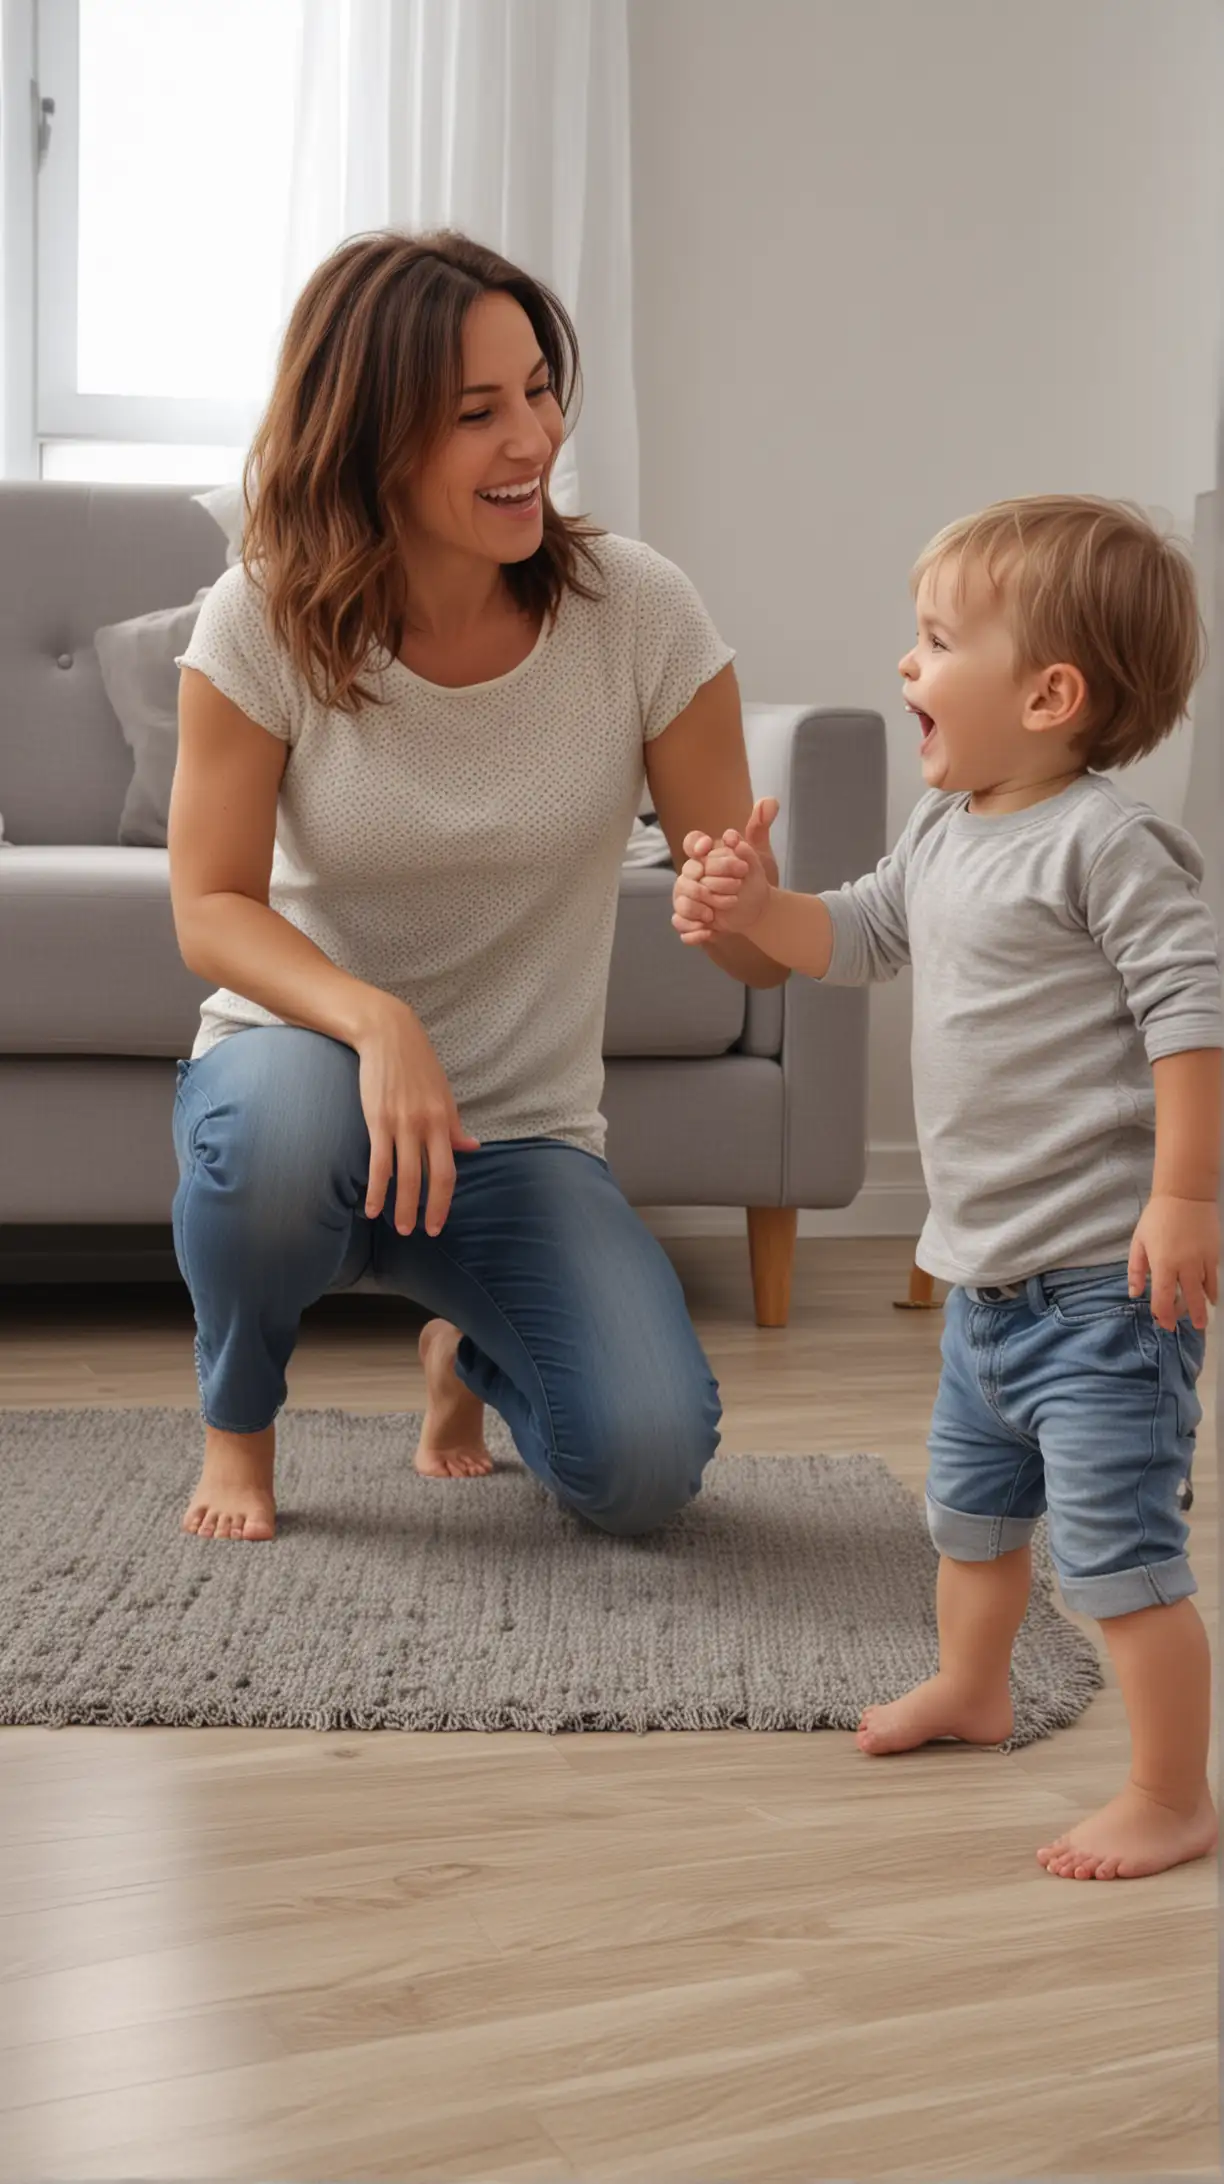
[672,798,779,947]
[1128,1194,1220,1331]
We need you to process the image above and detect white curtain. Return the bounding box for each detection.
[281,0,639,538]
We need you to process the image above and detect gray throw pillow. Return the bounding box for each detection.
[95,590,210,847]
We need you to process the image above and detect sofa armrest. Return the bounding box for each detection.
[740,705,887,1204]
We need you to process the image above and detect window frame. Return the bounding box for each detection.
[33,0,260,448]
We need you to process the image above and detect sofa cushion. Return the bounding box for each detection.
[0,850,745,1062]
[0,484,227,845]
[0,847,210,1055]
[603,867,745,1056]
[95,590,210,847]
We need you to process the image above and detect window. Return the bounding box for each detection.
[32,0,299,479]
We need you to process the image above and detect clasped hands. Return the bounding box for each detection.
[671,796,779,946]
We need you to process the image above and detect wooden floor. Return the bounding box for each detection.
[0,1236,1217,2183]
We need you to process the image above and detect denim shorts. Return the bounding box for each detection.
[926,1261,1205,1618]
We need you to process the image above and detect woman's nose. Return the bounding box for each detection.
[507,405,555,460]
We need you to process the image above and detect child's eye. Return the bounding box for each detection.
[929,634,948,651]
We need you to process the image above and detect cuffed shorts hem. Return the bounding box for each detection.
[925,1489,1039,1561]
[1057,1553,1198,1620]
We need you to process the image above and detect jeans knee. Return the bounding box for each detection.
[176,1033,366,1244]
[564,1378,722,1538]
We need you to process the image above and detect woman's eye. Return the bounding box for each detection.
[460,382,552,427]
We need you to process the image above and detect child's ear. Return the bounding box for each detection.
[1023,662,1087,737]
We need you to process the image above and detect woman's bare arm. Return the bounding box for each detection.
[646,663,789,991]
[169,668,384,1046]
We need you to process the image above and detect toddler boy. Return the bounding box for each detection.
[674,496,1221,1879]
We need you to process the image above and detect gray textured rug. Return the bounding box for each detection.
[0,1407,1103,1742]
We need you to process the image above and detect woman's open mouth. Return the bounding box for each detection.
[477,477,541,518]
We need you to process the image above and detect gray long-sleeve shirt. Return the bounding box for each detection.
[820,774,1224,1286]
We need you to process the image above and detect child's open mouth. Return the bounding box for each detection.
[908,705,936,743]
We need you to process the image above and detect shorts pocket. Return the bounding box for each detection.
[1173,1315,1207,1378]
[1171,1317,1207,1438]
[1048,1270,1138,1327]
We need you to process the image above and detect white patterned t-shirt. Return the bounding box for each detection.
[177,533,735,1157]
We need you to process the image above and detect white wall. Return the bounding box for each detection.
[629,0,1223,1212]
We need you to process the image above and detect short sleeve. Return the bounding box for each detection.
[176,562,298,744]
[633,546,736,743]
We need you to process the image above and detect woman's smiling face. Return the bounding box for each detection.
[404,290,565,566]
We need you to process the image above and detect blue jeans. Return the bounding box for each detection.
[926,1263,1205,1618]
[172,1027,721,1535]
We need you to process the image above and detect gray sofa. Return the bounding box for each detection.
[0,483,886,1324]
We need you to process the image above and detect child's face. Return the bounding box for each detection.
[898,557,1086,810]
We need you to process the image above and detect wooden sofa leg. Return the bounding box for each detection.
[747,1207,797,1328]
[894,1255,939,1310]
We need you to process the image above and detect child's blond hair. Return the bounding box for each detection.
[911,494,1204,770]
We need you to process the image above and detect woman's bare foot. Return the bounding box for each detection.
[856,1671,1014,1755]
[1036,1782,1218,1880]
[414,1319,494,1479]
[183,1425,277,1540]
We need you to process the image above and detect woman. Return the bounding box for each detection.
[169,229,785,1542]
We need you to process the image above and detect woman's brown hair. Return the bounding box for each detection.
[242,229,604,713]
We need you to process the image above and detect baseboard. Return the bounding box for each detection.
[639,1143,927,1240]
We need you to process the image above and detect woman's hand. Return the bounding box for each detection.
[354,997,480,1236]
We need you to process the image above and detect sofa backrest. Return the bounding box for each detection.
[0,483,227,845]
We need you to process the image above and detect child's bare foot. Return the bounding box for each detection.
[414,1319,494,1479]
[183,1425,277,1540]
[1037,1782,1217,1880]
[856,1672,1014,1754]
